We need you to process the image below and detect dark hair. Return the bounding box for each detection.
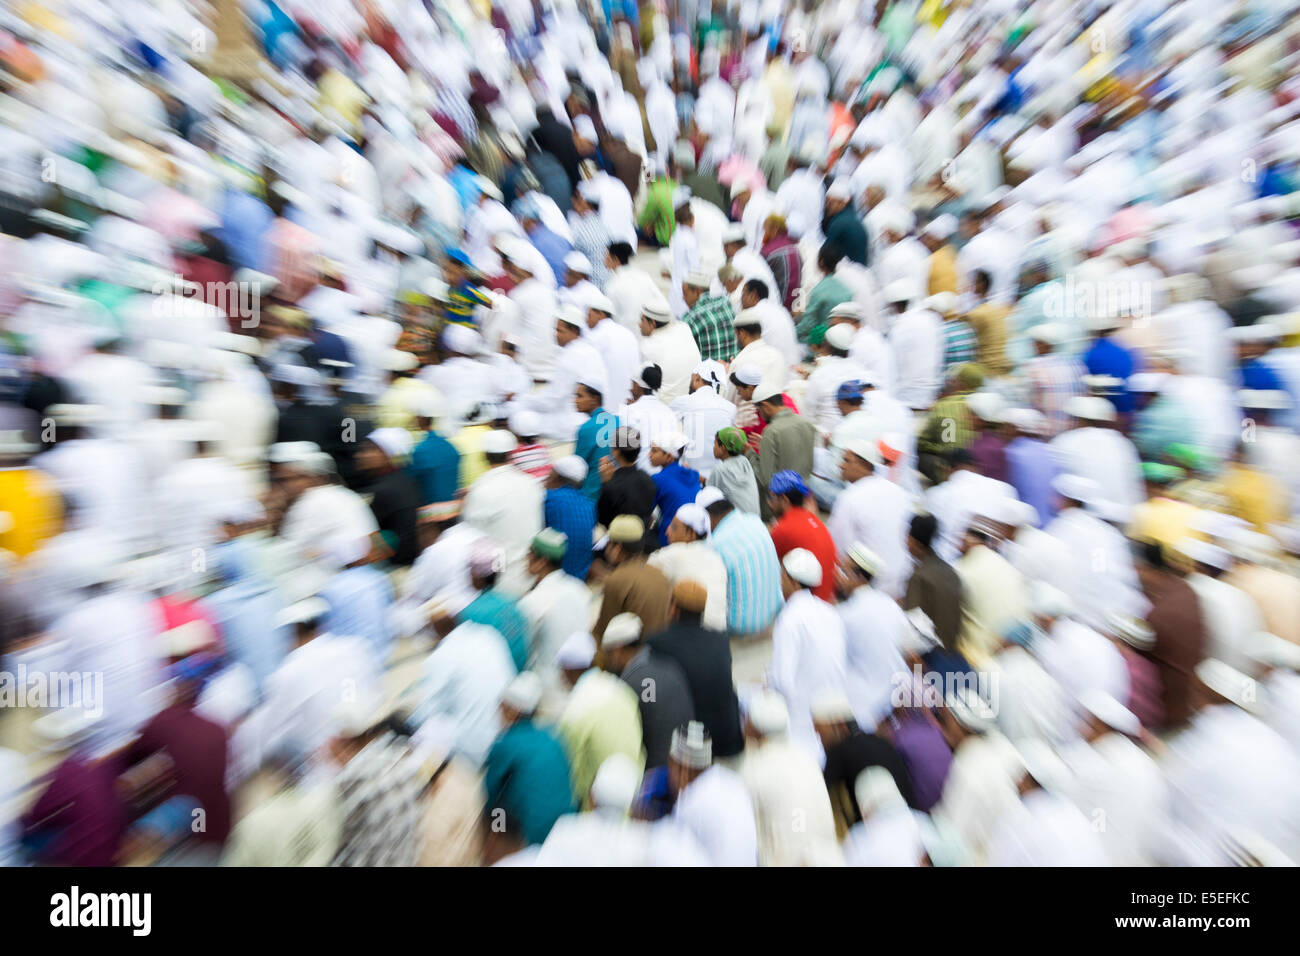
[972,269,992,295]
[485,450,511,465]
[577,383,603,404]
[614,535,644,557]
[779,488,806,508]
[705,499,733,521]
[909,512,938,549]
[948,448,975,469]
[818,242,845,273]
[638,364,663,392]
[607,241,633,265]
[743,278,769,301]
[674,202,693,225]
[613,427,640,462]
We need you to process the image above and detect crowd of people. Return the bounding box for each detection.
[1,0,1300,867]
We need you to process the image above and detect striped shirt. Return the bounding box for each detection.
[761,234,802,311]
[1026,353,1086,436]
[682,293,738,363]
[710,509,783,635]
[509,443,553,482]
[942,319,979,374]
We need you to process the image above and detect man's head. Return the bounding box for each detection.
[834,543,884,600]
[761,213,787,245]
[499,670,544,726]
[817,241,846,277]
[668,578,708,625]
[606,240,633,272]
[838,438,880,483]
[682,271,710,309]
[824,178,854,217]
[555,308,585,346]
[811,690,858,752]
[548,454,589,491]
[752,383,784,422]
[356,428,412,476]
[631,363,663,400]
[527,528,568,580]
[907,512,938,558]
[740,278,769,311]
[600,612,643,673]
[556,630,597,687]
[780,547,822,598]
[574,381,604,415]
[734,312,763,349]
[767,468,809,518]
[648,432,689,469]
[667,720,712,796]
[611,427,640,467]
[605,514,646,565]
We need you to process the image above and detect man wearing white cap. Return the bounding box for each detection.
[518,532,594,705]
[601,613,695,770]
[833,545,912,728]
[802,322,871,438]
[620,363,679,474]
[518,306,606,441]
[1048,395,1144,521]
[670,360,737,479]
[555,250,599,313]
[739,690,844,866]
[719,223,779,305]
[461,430,544,599]
[555,630,645,809]
[1179,539,1263,674]
[667,190,700,318]
[585,286,640,410]
[411,591,517,768]
[640,296,702,405]
[646,509,729,632]
[276,445,381,571]
[466,183,523,277]
[664,721,759,866]
[727,311,788,405]
[828,437,912,599]
[1022,323,1087,436]
[769,548,851,763]
[886,285,945,410]
[1043,473,1148,630]
[420,325,493,428]
[499,236,560,381]
[604,240,662,335]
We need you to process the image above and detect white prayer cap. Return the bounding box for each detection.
[826,178,854,202]
[268,440,323,466]
[496,235,531,264]
[672,186,693,210]
[810,689,856,724]
[550,454,587,485]
[1028,322,1067,346]
[575,367,609,394]
[274,596,330,628]
[824,323,856,351]
[1221,526,1280,563]
[1247,631,1300,671]
[692,360,726,389]
[924,291,959,316]
[367,427,414,460]
[1226,322,1282,343]
[841,436,882,467]
[1079,689,1140,736]
[695,486,727,508]
[32,708,101,749]
[1104,611,1155,649]
[383,348,420,372]
[1004,407,1048,435]
[572,114,598,142]
[1030,580,1073,618]
[670,721,712,769]
[751,382,783,404]
[1174,537,1232,572]
[651,431,690,455]
[1195,658,1263,715]
[730,363,763,385]
[1014,739,1068,793]
[829,301,863,321]
[217,498,265,525]
[509,409,543,438]
[46,403,105,426]
[564,251,593,275]
[477,176,503,201]
[733,307,763,329]
[601,612,643,649]
[782,547,823,587]
[902,607,939,654]
[1052,472,1101,505]
[480,429,518,455]
[326,534,371,570]
[729,180,752,200]
[1064,395,1116,422]
[797,139,826,166]
[745,689,789,736]
[722,223,747,245]
[1269,521,1300,555]
[577,177,602,202]
[847,543,885,578]
[642,299,672,323]
[557,630,597,670]
[585,289,614,315]
[590,753,641,814]
[946,687,997,733]
[502,671,544,716]
[877,203,914,236]
[442,323,482,355]
[1238,389,1291,410]
[160,620,217,658]
[882,278,913,304]
[555,304,586,331]
[855,766,907,816]
[672,503,710,536]
[1128,372,1168,393]
[923,214,958,240]
[965,391,1005,423]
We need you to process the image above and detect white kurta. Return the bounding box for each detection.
[641,320,702,406]
[727,339,788,398]
[646,540,730,632]
[607,264,663,334]
[505,277,559,381]
[619,394,681,473]
[670,385,737,478]
[769,590,850,761]
[280,484,380,570]
[518,568,594,705]
[412,621,516,767]
[828,475,913,599]
[1048,426,1144,521]
[888,307,943,410]
[740,736,844,866]
[524,336,607,441]
[587,316,641,411]
[670,764,759,866]
[668,225,700,318]
[837,586,910,729]
[461,465,544,599]
[1043,506,1150,628]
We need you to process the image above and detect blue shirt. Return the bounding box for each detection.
[651,461,702,545]
[1241,357,1286,392]
[407,430,461,505]
[526,223,573,287]
[544,486,597,580]
[218,186,273,272]
[1005,436,1060,529]
[461,590,529,672]
[321,566,396,668]
[710,510,783,635]
[1084,336,1139,413]
[483,720,575,845]
[575,409,618,500]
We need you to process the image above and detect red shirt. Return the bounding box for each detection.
[769,506,837,601]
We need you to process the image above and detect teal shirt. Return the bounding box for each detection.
[575,408,618,499]
[407,430,461,505]
[1134,395,1198,462]
[798,274,853,343]
[461,589,529,672]
[484,719,576,845]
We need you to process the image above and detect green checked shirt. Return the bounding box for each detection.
[683,293,738,363]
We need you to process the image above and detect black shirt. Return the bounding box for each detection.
[597,465,657,531]
[364,470,422,566]
[648,620,744,757]
[822,730,917,826]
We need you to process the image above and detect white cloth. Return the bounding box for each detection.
[462,465,544,599]
[1186,573,1265,674]
[924,470,1018,565]
[727,339,788,399]
[670,385,737,479]
[280,484,380,570]
[669,764,759,866]
[587,316,642,411]
[829,474,913,599]
[518,569,594,705]
[619,394,680,473]
[888,307,944,409]
[1049,426,1144,520]
[668,225,700,318]
[524,336,607,441]
[1043,506,1149,628]
[413,621,516,767]
[646,541,729,632]
[263,631,380,759]
[752,298,801,369]
[504,277,559,381]
[607,263,663,334]
[837,585,910,729]
[802,354,870,437]
[640,321,702,406]
[769,590,850,762]
[740,736,844,866]
[933,730,1024,864]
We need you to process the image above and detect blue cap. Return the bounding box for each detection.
[836,380,865,401]
[445,247,472,266]
[769,469,810,496]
